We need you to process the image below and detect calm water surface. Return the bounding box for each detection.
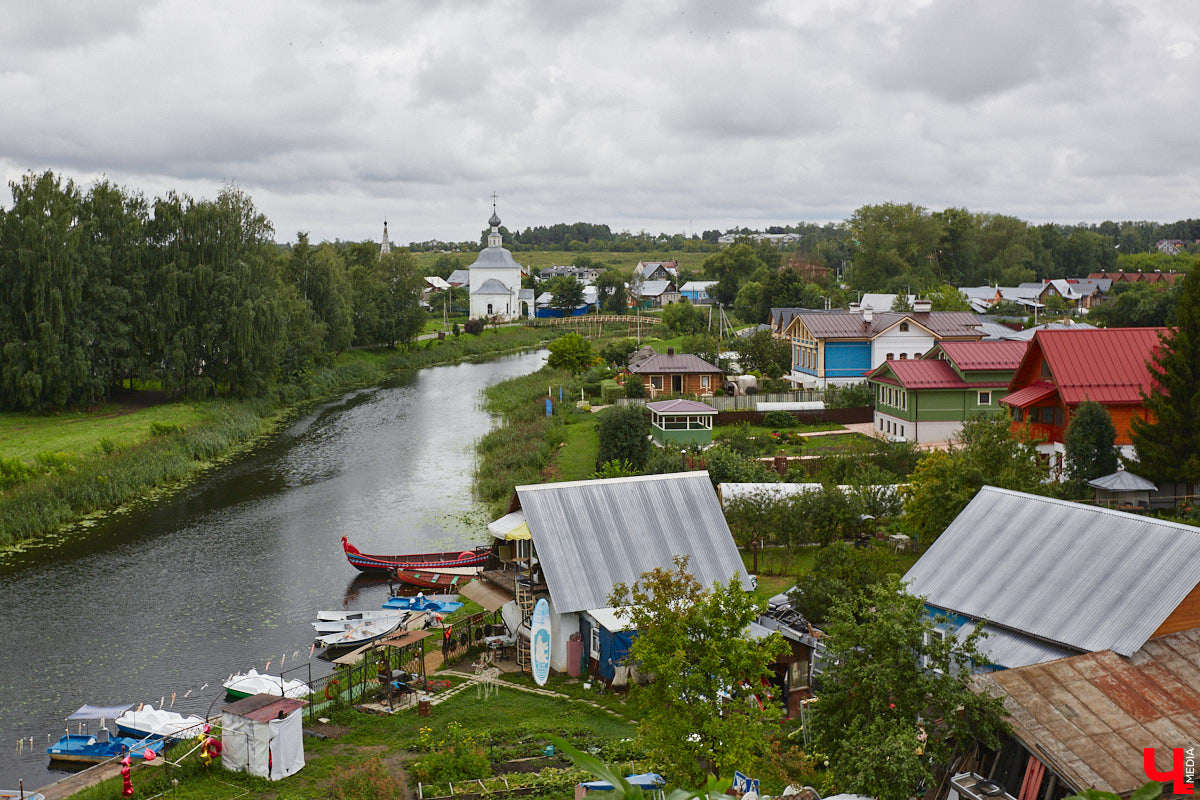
[0,349,546,789]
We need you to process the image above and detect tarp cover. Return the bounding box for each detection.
[580,773,665,790]
[221,708,304,780]
[68,704,131,720]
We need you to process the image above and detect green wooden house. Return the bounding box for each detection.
[866,340,1027,444]
[647,399,716,447]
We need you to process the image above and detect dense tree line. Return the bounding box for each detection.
[0,171,424,412]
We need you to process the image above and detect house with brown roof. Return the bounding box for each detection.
[625,347,723,397]
[866,340,1028,443]
[784,301,983,389]
[1088,270,1185,285]
[999,327,1163,479]
[970,630,1200,799]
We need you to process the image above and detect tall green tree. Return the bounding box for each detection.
[703,243,766,306]
[1064,401,1119,491]
[1131,272,1200,480]
[812,575,1008,800]
[594,270,628,314]
[545,275,584,310]
[285,234,354,353]
[733,330,790,377]
[662,298,707,334]
[546,332,594,373]
[0,171,94,410]
[902,414,1044,546]
[787,541,900,624]
[609,556,786,787]
[846,203,943,291]
[596,404,651,469]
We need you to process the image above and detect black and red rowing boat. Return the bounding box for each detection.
[341,536,490,574]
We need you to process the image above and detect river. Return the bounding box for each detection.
[0,349,546,790]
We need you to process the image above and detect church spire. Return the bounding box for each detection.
[380,220,392,259]
[487,192,502,248]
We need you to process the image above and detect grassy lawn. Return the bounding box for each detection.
[552,415,600,481]
[68,671,634,800]
[422,315,469,333]
[742,545,920,583]
[0,402,207,463]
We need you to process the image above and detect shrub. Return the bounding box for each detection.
[762,410,796,429]
[601,383,624,405]
[624,378,645,399]
[149,421,184,436]
[463,318,485,335]
[582,382,602,397]
[331,757,404,800]
[596,405,651,470]
[824,381,874,408]
[408,722,491,784]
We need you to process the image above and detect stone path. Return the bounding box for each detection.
[435,670,628,720]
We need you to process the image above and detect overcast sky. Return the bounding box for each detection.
[2,0,1198,245]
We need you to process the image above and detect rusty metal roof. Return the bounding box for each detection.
[974,629,1200,796]
[904,487,1200,656]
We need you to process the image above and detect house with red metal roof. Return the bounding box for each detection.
[1000,327,1163,478]
[866,340,1028,443]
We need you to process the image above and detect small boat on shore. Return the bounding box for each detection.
[224,669,310,701]
[115,704,205,742]
[341,536,490,574]
[382,592,464,614]
[391,566,479,590]
[315,616,403,652]
[313,609,404,636]
[47,733,164,765]
[48,706,166,764]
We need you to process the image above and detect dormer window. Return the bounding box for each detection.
[899,322,909,332]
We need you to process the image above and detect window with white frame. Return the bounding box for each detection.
[978,391,991,406]
[922,627,947,672]
[701,375,710,388]
[650,376,663,390]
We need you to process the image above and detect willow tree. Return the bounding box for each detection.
[0,171,94,410]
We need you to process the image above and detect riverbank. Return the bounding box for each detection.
[0,326,557,549]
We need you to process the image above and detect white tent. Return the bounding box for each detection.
[221,694,307,780]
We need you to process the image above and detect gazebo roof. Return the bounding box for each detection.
[646,399,716,415]
[1087,470,1158,492]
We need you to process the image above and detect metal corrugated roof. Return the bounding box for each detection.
[998,380,1057,407]
[875,359,970,389]
[903,486,1200,656]
[1087,470,1157,492]
[646,399,716,414]
[938,340,1029,371]
[953,620,1081,669]
[515,472,750,613]
[1034,327,1164,404]
[628,353,722,374]
[973,630,1200,796]
[796,310,981,340]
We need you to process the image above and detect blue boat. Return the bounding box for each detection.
[48,703,167,765]
[47,733,164,765]
[382,592,463,614]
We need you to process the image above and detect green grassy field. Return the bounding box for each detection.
[410,250,713,277]
[0,403,207,463]
[552,415,600,481]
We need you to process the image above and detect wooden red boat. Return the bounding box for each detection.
[391,566,481,590]
[341,536,490,574]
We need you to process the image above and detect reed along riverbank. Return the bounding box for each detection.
[0,325,556,548]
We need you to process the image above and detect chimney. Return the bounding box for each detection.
[863,308,874,323]
[849,302,861,313]
[913,298,932,313]
[667,347,675,356]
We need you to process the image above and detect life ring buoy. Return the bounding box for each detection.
[458,551,474,562]
[204,737,222,758]
[325,679,340,700]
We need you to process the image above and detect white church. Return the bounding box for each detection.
[468,208,532,321]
